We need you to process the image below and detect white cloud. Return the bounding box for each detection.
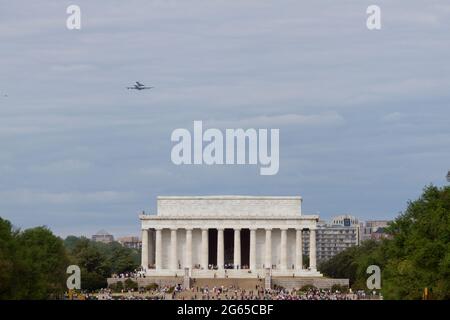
[208,112,345,128]
[381,112,404,123]
[50,64,96,73]
[0,190,137,206]
[30,159,92,173]
[0,0,449,235]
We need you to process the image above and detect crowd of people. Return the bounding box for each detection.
[171,285,363,300]
[110,269,146,279]
[67,283,379,300]
[67,265,380,300]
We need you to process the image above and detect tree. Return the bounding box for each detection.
[319,185,450,299]
[66,238,109,291]
[0,220,140,298]
[381,185,450,299]
[94,241,139,274]
[0,218,69,299]
[64,236,140,291]
[14,227,69,299]
[0,218,18,299]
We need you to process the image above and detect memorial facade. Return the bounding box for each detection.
[140,196,322,278]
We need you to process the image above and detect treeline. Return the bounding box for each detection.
[0,219,139,299]
[64,236,140,290]
[0,221,69,299]
[319,185,450,300]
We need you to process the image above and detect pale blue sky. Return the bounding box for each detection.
[1,0,449,237]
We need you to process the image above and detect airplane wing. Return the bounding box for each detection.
[126,85,153,90]
[136,81,144,86]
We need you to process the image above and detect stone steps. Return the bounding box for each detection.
[190,278,264,290]
[272,277,349,290]
[107,276,349,291]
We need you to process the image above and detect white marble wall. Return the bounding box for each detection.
[271,229,280,267]
[255,229,265,268]
[192,229,202,268]
[157,196,302,217]
[176,229,186,269]
[161,229,170,269]
[287,230,296,269]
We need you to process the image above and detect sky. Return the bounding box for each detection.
[0,0,449,238]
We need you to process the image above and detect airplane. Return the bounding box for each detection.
[127,81,154,90]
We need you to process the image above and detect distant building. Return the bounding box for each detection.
[331,215,360,228]
[304,218,393,263]
[117,236,141,249]
[371,227,391,240]
[92,230,114,243]
[361,220,392,241]
[303,215,360,263]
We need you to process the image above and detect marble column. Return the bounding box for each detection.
[155,228,162,270]
[296,229,303,270]
[201,229,209,269]
[141,229,148,270]
[185,229,193,270]
[265,229,272,269]
[280,228,287,270]
[148,230,154,266]
[234,228,241,269]
[170,229,177,270]
[217,228,224,270]
[249,229,256,271]
[309,228,317,271]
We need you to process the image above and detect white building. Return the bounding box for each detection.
[139,196,322,278]
[92,230,114,243]
[361,220,392,241]
[303,215,360,262]
[117,236,141,249]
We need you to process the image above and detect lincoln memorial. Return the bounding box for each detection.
[140,196,323,278]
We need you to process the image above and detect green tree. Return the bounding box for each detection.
[0,219,69,299]
[94,241,139,274]
[0,218,18,299]
[319,185,450,300]
[0,219,140,298]
[15,227,69,299]
[381,185,450,299]
[64,236,139,291]
[67,238,109,290]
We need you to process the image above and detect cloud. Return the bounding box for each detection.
[0,0,449,236]
[207,112,345,128]
[30,159,92,173]
[381,112,404,123]
[50,64,96,73]
[0,189,137,206]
